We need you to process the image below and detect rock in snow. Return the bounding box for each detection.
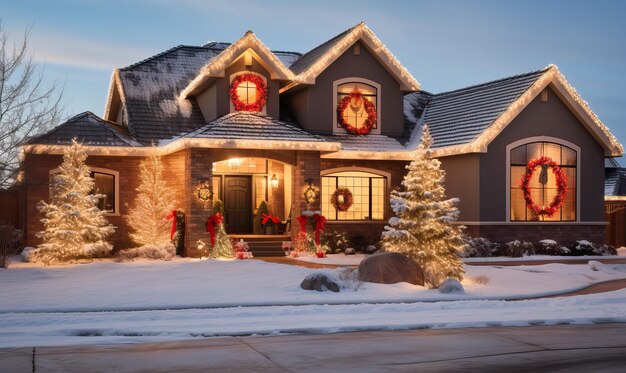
[344,248,356,255]
[358,252,424,286]
[301,272,341,292]
[438,278,465,294]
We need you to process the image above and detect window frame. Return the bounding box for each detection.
[505,136,580,223]
[229,72,267,115]
[321,167,389,221]
[49,166,120,216]
[332,77,381,135]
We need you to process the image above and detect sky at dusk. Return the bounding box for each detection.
[2,0,625,159]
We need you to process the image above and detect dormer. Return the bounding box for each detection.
[103,70,128,126]
[180,31,295,122]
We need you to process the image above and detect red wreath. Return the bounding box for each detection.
[520,156,568,217]
[230,73,267,112]
[331,187,354,211]
[337,92,376,135]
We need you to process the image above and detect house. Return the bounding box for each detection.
[21,23,624,256]
[604,158,626,246]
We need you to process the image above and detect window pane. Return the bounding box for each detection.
[562,188,576,221]
[510,145,527,165]
[544,143,561,162]
[511,166,526,189]
[93,172,115,212]
[528,143,543,161]
[254,176,267,211]
[510,188,526,221]
[212,177,221,201]
[562,146,577,166]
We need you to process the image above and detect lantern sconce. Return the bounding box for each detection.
[271,174,279,190]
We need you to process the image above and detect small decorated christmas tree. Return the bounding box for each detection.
[382,125,465,287]
[126,152,176,246]
[208,199,233,258]
[36,139,115,263]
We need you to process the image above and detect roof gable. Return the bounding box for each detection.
[417,65,623,158]
[284,22,420,92]
[180,31,295,98]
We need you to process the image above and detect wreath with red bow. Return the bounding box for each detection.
[230,73,267,112]
[331,187,354,211]
[336,92,376,135]
[520,156,568,217]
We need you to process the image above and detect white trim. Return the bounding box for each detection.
[456,221,609,226]
[229,71,267,115]
[332,77,381,135]
[49,167,120,216]
[321,166,391,180]
[505,137,581,223]
[103,70,128,123]
[320,150,414,161]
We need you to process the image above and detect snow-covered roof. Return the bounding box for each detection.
[27,112,141,147]
[605,167,626,197]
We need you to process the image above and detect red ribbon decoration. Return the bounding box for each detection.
[205,213,224,247]
[297,215,308,233]
[261,213,280,226]
[313,213,327,245]
[165,210,177,240]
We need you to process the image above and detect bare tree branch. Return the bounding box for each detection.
[0,20,63,188]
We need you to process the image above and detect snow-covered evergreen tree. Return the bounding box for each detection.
[210,224,233,259]
[36,139,115,263]
[126,152,176,246]
[382,125,465,287]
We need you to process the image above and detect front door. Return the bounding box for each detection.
[224,176,252,233]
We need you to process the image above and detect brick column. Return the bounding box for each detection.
[184,148,214,257]
[291,151,321,237]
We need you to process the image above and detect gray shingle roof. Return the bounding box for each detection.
[28,112,141,146]
[420,68,548,148]
[321,134,405,152]
[178,112,326,142]
[118,43,301,144]
[605,168,626,197]
[288,25,356,75]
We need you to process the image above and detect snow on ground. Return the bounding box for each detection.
[296,253,365,266]
[2,258,626,347]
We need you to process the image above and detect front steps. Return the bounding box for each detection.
[230,234,290,257]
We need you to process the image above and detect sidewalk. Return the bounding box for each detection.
[3,323,625,372]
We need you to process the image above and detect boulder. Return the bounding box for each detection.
[438,278,465,294]
[344,248,356,255]
[358,252,424,286]
[301,272,340,292]
[365,245,378,254]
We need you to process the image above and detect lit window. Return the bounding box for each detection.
[510,142,577,221]
[236,80,257,105]
[336,82,378,132]
[91,171,116,213]
[322,171,386,220]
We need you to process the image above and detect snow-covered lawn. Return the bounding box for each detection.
[2,257,626,347]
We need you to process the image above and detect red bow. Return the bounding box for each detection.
[297,215,308,233]
[313,213,326,245]
[261,213,280,226]
[206,213,224,247]
[166,210,177,240]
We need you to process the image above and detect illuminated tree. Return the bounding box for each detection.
[35,140,114,263]
[382,125,465,287]
[126,152,176,246]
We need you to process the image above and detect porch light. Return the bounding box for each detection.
[271,174,279,189]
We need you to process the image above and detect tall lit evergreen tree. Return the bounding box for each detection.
[381,125,465,287]
[126,152,176,246]
[36,139,115,263]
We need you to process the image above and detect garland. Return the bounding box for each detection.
[230,73,267,112]
[331,187,353,211]
[337,92,376,135]
[520,156,568,217]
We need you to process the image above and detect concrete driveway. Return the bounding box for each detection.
[2,323,625,372]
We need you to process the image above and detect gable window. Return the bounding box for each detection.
[322,170,386,220]
[229,73,267,113]
[509,141,577,222]
[333,78,381,135]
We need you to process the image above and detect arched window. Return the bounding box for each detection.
[322,170,387,221]
[333,78,381,134]
[509,140,577,222]
[229,72,267,114]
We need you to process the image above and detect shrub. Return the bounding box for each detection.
[567,241,616,256]
[534,239,569,256]
[595,244,617,256]
[470,275,490,285]
[321,231,350,254]
[0,225,22,268]
[254,200,270,234]
[462,237,496,258]
[499,240,534,257]
[116,243,175,261]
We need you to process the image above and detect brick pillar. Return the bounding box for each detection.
[291,151,321,237]
[184,148,214,257]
